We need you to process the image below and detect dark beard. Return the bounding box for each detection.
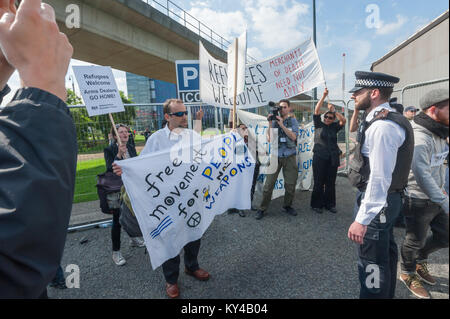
[356,94,371,110]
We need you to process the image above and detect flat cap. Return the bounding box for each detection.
[404,106,419,112]
[349,71,400,93]
[419,88,449,110]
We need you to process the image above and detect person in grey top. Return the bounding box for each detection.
[400,88,449,299]
[255,99,299,220]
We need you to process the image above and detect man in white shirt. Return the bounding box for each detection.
[347,71,414,299]
[113,99,208,299]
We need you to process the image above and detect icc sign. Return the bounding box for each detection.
[176,60,201,103]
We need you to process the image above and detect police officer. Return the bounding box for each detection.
[347,71,414,299]
[255,99,299,220]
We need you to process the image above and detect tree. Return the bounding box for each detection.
[67,89,137,153]
[66,88,83,105]
[120,90,133,104]
[93,91,136,148]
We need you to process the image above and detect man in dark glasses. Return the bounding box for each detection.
[113,99,207,298]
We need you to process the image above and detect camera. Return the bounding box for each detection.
[268,101,279,119]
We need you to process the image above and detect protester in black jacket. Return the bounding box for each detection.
[103,124,143,266]
[104,124,138,172]
[311,88,346,214]
[0,0,76,298]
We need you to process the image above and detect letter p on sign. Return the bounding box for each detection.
[183,67,198,87]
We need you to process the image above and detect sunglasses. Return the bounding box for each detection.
[324,116,335,120]
[169,111,188,117]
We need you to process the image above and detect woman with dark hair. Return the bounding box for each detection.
[311,88,346,214]
[104,124,143,266]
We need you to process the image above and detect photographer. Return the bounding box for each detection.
[255,100,299,220]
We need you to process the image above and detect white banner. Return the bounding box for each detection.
[237,110,314,200]
[119,132,255,269]
[72,65,124,117]
[200,38,325,109]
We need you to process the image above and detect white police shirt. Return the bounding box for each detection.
[140,125,201,155]
[355,102,406,226]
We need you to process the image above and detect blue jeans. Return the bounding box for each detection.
[354,191,402,299]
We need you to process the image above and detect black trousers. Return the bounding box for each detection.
[250,162,261,202]
[355,191,401,299]
[310,154,338,209]
[162,239,201,284]
[401,197,449,273]
[111,209,121,251]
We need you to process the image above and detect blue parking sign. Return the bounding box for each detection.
[176,60,201,103]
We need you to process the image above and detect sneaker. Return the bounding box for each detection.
[112,251,126,266]
[238,210,246,217]
[130,237,145,248]
[416,262,436,286]
[400,273,430,299]
[312,207,323,214]
[284,206,297,216]
[255,210,264,220]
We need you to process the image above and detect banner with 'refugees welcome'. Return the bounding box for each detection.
[200,38,325,109]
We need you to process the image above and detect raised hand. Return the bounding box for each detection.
[195,108,204,120]
[0,0,73,101]
[0,0,16,89]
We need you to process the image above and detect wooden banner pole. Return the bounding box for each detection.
[108,113,122,146]
[232,38,239,130]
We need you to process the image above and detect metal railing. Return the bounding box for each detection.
[143,0,257,62]
[147,0,230,50]
[400,77,449,107]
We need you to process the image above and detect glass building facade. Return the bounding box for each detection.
[126,72,176,132]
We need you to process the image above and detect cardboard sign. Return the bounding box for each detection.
[73,65,125,116]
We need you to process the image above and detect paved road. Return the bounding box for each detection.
[52,177,449,299]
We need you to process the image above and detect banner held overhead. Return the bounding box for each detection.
[200,38,325,109]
